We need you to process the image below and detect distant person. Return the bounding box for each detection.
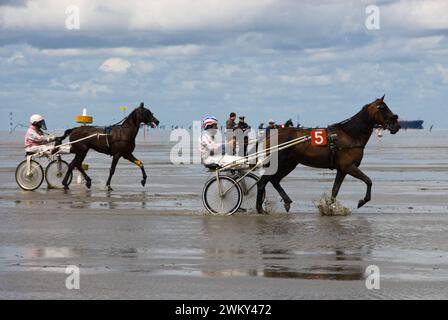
[24,114,63,154]
[225,112,237,155]
[236,116,251,156]
[236,116,250,131]
[226,112,237,130]
[267,119,276,130]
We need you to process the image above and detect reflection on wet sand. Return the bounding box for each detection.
[199,215,373,280]
[0,245,77,260]
[12,189,152,211]
[0,245,78,273]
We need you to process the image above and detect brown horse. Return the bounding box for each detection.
[256,96,400,213]
[60,103,159,190]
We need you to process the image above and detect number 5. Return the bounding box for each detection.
[314,131,324,145]
[311,129,327,146]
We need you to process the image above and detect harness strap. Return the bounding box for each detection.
[326,127,365,170]
[337,145,365,150]
[327,128,337,170]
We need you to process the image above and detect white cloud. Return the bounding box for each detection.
[279,74,332,86]
[426,63,448,83]
[435,64,448,83]
[132,61,155,75]
[385,0,448,31]
[99,57,131,73]
[69,81,111,96]
[7,52,27,65]
[0,0,275,31]
[40,45,203,58]
[278,66,350,86]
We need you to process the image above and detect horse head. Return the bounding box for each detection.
[367,95,400,134]
[284,119,294,127]
[135,102,160,128]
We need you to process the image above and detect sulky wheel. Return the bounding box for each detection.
[45,159,73,189]
[202,175,243,215]
[15,159,44,191]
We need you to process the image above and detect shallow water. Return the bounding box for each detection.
[0,129,447,299]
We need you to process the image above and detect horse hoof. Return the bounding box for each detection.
[284,202,291,213]
[86,180,91,189]
[357,200,366,208]
[106,186,113,191]
[141,179,146,187]
[63,186,70,191]
[257,206,267,214]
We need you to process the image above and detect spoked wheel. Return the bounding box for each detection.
[238,172,265,211]
[45,159,72,189]
[202,175,242,215]
[15,159,44,191]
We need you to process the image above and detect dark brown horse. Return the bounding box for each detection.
[256,96,400,213]
[60,103,159,190]
[276,119,294,128]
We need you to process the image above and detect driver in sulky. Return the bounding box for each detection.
[25,114,67,155]
[199,116,246,168]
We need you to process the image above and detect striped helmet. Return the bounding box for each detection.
[202,116,218,130]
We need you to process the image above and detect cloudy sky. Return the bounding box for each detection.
[1,0,447,130]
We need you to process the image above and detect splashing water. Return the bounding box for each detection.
[314,194,351,216]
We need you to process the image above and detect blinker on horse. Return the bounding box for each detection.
[256,95,401,213]
[60,102,159,191]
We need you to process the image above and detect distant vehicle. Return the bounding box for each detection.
[398,120,424,129]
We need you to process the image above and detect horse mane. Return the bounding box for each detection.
[113,107,138,127]
[329,105,373,136]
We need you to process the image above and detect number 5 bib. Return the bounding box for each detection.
[311,129,327,146]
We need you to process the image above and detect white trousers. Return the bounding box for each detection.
[25,144,71,155]
[203,155,246,167]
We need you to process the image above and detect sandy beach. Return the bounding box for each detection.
[0,129,447,299]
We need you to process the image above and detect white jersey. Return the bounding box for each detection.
[199,132,223,160]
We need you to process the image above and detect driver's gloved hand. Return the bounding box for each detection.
[54,136,63,145]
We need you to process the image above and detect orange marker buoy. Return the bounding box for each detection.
[76,108,93,125]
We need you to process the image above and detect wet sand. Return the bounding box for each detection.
[0,130,447,299]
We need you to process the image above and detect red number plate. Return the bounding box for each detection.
[311,129,327,146]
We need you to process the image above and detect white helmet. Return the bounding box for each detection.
[30,114,47,130]
[30,114,44,124]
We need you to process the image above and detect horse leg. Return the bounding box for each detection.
[74,153,91,189]
[123,154,147,187]
[331,170,347,202]
[256,175,269,214]
[62,152,84,190]
[346,165,372,208]
[270,165,297,212]
[271,180,293,212]
[105,154,121,191]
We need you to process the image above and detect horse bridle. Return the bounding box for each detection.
[376,103,397,131]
